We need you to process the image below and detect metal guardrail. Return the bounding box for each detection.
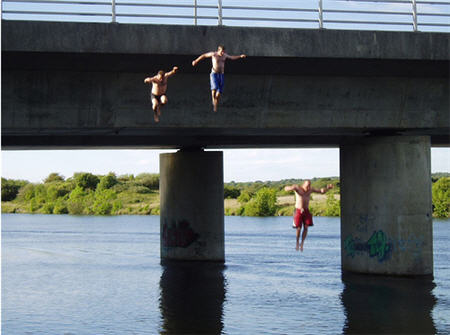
[1,0,449,32]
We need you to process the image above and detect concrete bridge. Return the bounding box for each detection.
[2,20,449,277]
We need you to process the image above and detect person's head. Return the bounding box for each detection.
[217,45,225,56]
[303,180,311,191]
[157,70,165,79]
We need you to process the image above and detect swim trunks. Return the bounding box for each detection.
[293,208,313,228]
[151,93,165,103]
[210,71,225,93]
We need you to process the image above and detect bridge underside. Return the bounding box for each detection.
[2,51,449,149]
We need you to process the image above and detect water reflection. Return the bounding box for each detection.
[159,262,226,334]
[341,273,436,334]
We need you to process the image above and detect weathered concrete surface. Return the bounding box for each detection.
[160,150,224,262]
[3,20,448,59]
[340,136,433,276]
[2,21,449,148]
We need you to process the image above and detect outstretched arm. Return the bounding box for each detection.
[285,184,302,193]
[165,66,179,78]
[226,53,247,60]
[144,76,155,84]
[192,52,214,66]
[312,184,334,194]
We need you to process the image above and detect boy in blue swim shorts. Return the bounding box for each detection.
[192,45,246,112]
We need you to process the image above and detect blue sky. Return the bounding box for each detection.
[1,148,449,183]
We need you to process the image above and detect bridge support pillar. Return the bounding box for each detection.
[160,149,224,262]
[340,136,433,276]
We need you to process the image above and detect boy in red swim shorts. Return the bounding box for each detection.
[285,181,334,251]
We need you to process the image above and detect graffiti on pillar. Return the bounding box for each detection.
[367,230,391,261]
[162,219,199,248]
[344,230,392,262]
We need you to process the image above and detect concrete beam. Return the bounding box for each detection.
[2,21,449,148]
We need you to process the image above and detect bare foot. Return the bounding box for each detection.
[153,110,159,123]
[300,243,304,252]
[296,242,300,251]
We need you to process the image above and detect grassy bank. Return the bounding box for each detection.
[2,173,449,217]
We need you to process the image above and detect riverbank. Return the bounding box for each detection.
[1,193,339,217]
[2,173,448,217]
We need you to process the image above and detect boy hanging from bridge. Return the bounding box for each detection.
[192,45,246,113]
[144,66,178,123]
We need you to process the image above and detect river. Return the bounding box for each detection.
[2,214,449,334]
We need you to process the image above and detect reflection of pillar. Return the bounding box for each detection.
[160,149,224,262]
[340,136,433,276]
[159,262,226,334]
[341,273,436,334]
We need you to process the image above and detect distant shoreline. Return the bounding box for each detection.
[2,173,449,218]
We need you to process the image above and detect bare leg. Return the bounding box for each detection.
[159,95,168,116]
[211,90,216,111]
[296,227,301,251]
[300,226,308,252]
[151,98,160,123]
[214,91,221,112]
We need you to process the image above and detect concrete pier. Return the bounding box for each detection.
[159,149,224,262]
[340,136,433,276]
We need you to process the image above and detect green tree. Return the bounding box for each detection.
[53,199,69,214]
[97,172,118,191]
[324,193,340,217]
[244,187,277,217]
[135,173,159,190]
[74,173,100,191]
[224,186,240,199]
[237,190,251,204]
[67,186,87,215]
[18,183,36,201]
[432,177,450,218]
[1,178,28,201]
[44,173,65,183]
[92,189,117,215]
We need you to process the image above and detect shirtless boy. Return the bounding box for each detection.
[144,66,178,122]
[284,181,334,251]
[192,45,246,112]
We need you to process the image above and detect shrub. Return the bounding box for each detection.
[135,173,159,190]
[432,177,450,218]
[44,173,64,183]
[53,199,69,214]
[74,172,100,191]
[324,193,340,217]
[243,187,277,217]
[224,186,241,199]
[41,202,55,214]
[97,173,118,191]
[1,178,27,201]
[237,190,251,204]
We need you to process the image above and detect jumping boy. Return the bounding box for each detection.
[144,66,178,122]
[192,45,246,112]
[284,181,334,251]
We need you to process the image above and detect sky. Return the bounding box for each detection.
[1,148,449,183]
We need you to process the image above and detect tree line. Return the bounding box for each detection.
[2,173,449,218]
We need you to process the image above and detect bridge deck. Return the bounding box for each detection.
[2,21,449,148]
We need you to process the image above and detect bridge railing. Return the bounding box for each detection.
[1,0,449,32]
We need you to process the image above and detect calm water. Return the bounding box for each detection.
[2,214,450,335]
